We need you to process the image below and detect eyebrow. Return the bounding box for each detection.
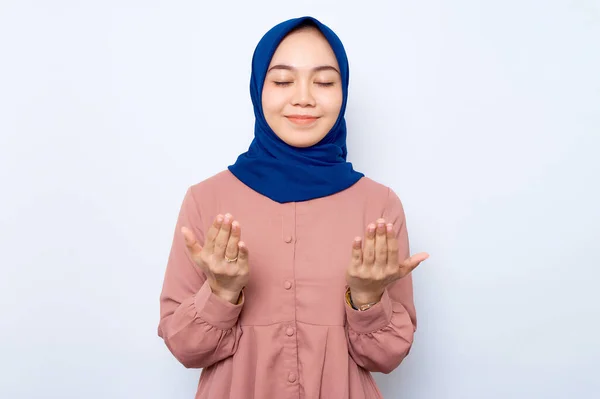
[267,64,340,74]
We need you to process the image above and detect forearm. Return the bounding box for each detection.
[345,285,416,374]
[159,281,244,368]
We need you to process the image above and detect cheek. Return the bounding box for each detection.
[261,88,286,116]
[319,90,343,117]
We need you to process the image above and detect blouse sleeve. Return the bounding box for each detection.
[157,187,244,369]
[344,187,418,374]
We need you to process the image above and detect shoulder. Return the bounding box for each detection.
[187,169,238,199]
[179,170,235,214]
[354,176,404,209]
[355,177,407,226]
[185,169,263,216]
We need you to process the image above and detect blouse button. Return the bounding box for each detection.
[284,281,292,290]
[288,372,297,383]
[286,327,294,336]
[284,235,293,243]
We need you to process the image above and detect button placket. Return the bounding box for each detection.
[281,203,295,244]
[281,203,298,387]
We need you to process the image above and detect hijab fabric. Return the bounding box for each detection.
[228,16,364,203]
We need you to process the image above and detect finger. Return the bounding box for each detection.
[363,223,376,266]
[224,220,241,261]
[398,252,430,276]
[181,226,203,257]
[350,236,363,268]
[386,223,399,267]
[213,213,233,260]
[203,214,224,254]
[374,218,387,266]
[237,241,249,267]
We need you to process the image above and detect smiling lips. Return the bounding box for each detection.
[285,115,319,125]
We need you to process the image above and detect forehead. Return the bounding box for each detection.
[268,27,339,68]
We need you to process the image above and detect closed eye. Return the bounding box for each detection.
[316,82,335,87]
[274,81,292,86]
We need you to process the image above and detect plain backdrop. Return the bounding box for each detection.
[1,1,599,398]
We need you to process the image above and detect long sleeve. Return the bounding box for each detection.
[345,188,418,374]
[157,186,244,369]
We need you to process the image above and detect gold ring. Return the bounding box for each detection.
[224,255,238,263]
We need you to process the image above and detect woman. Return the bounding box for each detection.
[158,16,429,399]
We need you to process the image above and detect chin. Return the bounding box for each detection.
[280,131,326,148]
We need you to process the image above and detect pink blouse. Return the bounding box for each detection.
[158,170,417,398]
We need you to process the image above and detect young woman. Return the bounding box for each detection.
[158,16,429,399]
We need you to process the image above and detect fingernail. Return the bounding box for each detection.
[377,218,385,224]
[368,224,375,233]
[232,221,239,231]
[224,214,232,223]
[386,223,393,232]
[216,215,223,223]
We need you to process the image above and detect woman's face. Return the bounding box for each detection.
[262,27,343,148]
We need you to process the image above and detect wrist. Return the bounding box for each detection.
[211,287,242,305]
[349,289,384,308]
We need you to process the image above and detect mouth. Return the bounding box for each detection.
[285,115,320,126]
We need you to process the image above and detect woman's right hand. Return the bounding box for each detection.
[181,213,249,304]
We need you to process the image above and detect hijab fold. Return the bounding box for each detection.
[228,16,364,203]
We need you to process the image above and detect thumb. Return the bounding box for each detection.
[399,252,429,274]
[237,241,249,264]
[181,226,203,256]
[350,237,363,268]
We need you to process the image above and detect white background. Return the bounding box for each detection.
[1,1,599,398]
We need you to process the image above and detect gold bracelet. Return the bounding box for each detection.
[345,287,379,311]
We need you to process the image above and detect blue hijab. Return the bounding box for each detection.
[228,16,364,203]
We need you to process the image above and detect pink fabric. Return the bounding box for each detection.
[158,170,417,399]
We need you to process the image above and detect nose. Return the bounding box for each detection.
[291,80,316,107]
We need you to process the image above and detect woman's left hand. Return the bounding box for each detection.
[345,218,429,307]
